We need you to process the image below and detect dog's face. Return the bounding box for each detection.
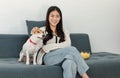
[37,31,45,39]
[31,28,45,39]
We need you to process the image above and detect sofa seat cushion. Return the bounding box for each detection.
[86,52,120,78]
[0,58,62,78]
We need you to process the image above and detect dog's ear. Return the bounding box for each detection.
[30,30,33,35]
[30,29,35,35]
[31,27,39,35]
[30,27,35,35]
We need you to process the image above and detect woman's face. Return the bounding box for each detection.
[49,10,61,27]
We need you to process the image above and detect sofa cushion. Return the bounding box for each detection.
[26,20,45,36]
[0,34,29,58]
[86,52,120,78]
[0,58,63,78]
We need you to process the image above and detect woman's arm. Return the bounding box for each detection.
[42,29,71,53]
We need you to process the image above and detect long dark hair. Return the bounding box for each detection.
[43,6,65,45]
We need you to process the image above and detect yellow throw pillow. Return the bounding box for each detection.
[80,52,90,60]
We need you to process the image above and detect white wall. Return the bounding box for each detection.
[0,0,120,54]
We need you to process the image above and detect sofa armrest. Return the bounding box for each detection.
[0,34,29,58]
[70,33,92,54]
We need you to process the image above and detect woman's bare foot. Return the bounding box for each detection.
[82,73,89,78]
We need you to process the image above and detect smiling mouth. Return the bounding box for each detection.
[52,22,57,24]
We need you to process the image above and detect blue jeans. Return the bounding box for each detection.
[43,46,89,78]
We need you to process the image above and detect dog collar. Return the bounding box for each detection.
[29,39,37,45]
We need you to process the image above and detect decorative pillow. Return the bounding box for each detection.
[80,52,91,60]
[26,20,46,36]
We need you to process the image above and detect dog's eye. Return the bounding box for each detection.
[37,31,40,33]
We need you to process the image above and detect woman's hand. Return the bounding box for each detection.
[41,45,50,53]
[41,48,46,53]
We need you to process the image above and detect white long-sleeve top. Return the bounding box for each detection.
[40,26,71,53]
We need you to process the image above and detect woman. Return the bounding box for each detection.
[32,6,89,78]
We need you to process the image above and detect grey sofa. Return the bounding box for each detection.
[0,33,120,78]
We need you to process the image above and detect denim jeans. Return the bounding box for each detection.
[43,46,89,78]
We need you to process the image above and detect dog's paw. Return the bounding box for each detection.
[18,59,22,63]
[18,61,22,63]
[26,62,30,65]
[33,62,37,65]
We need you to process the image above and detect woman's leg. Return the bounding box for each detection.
[43,46,89,78]
[62,59,77,78]
[64,47,89,77]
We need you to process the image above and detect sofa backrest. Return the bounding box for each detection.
[0,34,29,58]
[0,33,91,58]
